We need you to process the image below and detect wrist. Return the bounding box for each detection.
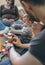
[18,43,23,48]
[8,46,14,52]
[8,45,13,51]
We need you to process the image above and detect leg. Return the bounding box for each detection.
[0,59,12,65]
[0,20,6,30]
[13,20,23,25]
[2,21,12,27]
[0,20,12,27]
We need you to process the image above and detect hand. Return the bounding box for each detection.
[8,19,14,22]
[3,18,14,22]
[3,18,9,22]
[11,24,15,28]
[13,36,22,47]
[4,41,13,51]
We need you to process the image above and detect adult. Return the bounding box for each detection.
[0,0,45,65]
[0,0,19,27]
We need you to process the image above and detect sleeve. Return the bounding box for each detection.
[11,26,24,34]
[21,27,32,35]
[15,24,23,29]
[14,6,19,21]
[29,29,45,63]
[29,29,45,46]
[11,26,29,35]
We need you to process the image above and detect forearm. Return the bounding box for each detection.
[19,43,30,48]
[11,29,23,34]
[15,24,23,29]
[15,16,19,21]
[9,46,42,65]
[15,11,19,21]
[14,14,19,21]
[9,47,20,65]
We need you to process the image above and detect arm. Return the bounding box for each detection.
[11,24,23,29]
[11,26,26,35]
[11,29,24,34]
[19,43,30,48]
[9,47,42,65]
[7,30,45,65]
[15,24,23,29]
[15,6,19,21]
[13,36,30,48]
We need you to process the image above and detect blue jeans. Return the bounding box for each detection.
[0,20,23,27]
[0,59,12,65]
[0,21,6,30]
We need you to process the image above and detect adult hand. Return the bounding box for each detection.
[13,36,22,47]
[3,18,14,22]
[3,18,9,22]
[8,19,14,22]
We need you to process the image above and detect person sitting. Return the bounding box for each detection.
[10,14,32,55]
[0,0,19,27]
[32,21,45,38]
[0,0,45,65]
[11,14,32,43]
[10,20,45,55]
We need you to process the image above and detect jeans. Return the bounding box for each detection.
[0,20,23,27]
[0,59,12,65]
[0,21,6,30]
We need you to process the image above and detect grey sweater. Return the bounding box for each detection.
[11,25,32,43]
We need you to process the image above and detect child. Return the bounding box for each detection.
[10,14,32,55]
[11,14,32,43]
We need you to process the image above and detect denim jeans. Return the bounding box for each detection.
[0,20,23,27]
[0,20,6,30]
[0,59,12,65]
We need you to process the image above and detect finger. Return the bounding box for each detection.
[13,41,17,44]
[13,36,19,41]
